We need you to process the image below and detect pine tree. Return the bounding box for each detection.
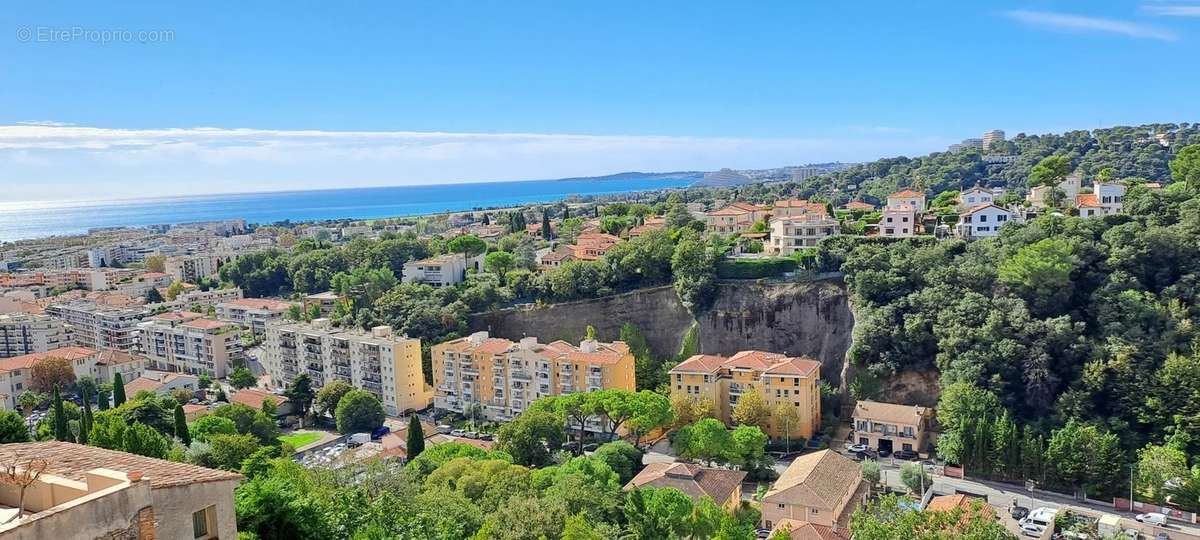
[1021,425,1046,481]
[174,404,191,446]
[52,387,72,442]
[406,415,425,459]
[112,373,126,407]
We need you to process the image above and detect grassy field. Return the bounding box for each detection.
[279,431,323,448]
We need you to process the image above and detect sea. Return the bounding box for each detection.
[0,174,700,242]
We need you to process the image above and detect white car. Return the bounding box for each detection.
[845,443,868,454]
[1018,507,1057,537]
[1136,512,1167,526]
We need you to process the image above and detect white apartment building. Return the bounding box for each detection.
[137,312,242,378]
[263,320,432,416]
[982,129,1005,150]
[0,313,71,358]
[767,200,840,255]
[402,254,469,288]
[165,254,219,283]
[45,301,148,352]
[956,204,1014,240]
[887,190,926,211]
[154,287,244,312]
[216,297,295,335]
[878,206,917,237]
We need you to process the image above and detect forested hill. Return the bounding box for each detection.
[793,122,1200,204]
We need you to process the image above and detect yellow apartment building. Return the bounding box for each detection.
[431,331,635,426]
[669,350,821,440]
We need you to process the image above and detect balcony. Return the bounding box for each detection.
[728,383,748,395]
[510,371,532,381]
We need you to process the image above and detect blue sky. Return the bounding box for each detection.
[1,1,1198,201]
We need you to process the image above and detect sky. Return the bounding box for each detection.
[1,1,1198,202]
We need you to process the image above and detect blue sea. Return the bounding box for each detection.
[0,175,699,242]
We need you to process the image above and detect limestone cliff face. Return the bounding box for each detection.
[469,277,855,386]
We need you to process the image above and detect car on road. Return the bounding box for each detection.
[1155,532,1170,540]
[1136,512,1167,526]
[450,429,465,437]
[892,450,918,460]
[877,448,892,458]
[845,443,868,454]
[1009,505,1029,520]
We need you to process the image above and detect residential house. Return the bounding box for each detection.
[887,190,926,211]
[925,494,996,521]
[957,186,996,211]
[570,233,621,261]
[840,201,875,212]
[878,205,917,238]
[231,388,295,417]
[1027,172,1082,208]
[624,463,747,510]
[0,347,100,411]
[1075,193,1105,218]
[124,371,201,398]
[767,519,848,540]
[92,350,148,384]
[955,204,1014,240]
[628,216,666,238]
[760,449,864,531]
[705,202,767,234]
[669,351,821,440]
[767,201,839,256]
[0,441,241,539]
[851,400,932,454]
[537,245,576,270]
[402,254,469,288]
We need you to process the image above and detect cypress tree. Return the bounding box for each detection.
[562,205,570,219]
[406,415,425,459]
[541,209,553,240]
[112,373,126,407]
[79,386,93,445]
[52,387,72,442]
[174,404,191,446]
[482,213,490,225]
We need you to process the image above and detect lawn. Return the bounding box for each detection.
[279,431,323,448]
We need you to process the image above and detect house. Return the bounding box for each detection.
[182,403,210,421]
[1093,181,1127,214]
[957,186,996,211]
[628,217,666,238]
[851,400,932,454]
[887,190,926,211]
[767,201,840,255]
[537,244,576,270]
[0,347,101,411]
[231,388,294,416]
[402,254,469,288]
[1075,193,1105,218]
[878,205,917,237]
[91,350,148,384]
[925,494,996,520]
[1027,172,1082,208]
[705,202,767,234]
[623,463,747,511]
[570,233,621,261]
[0,441,242,539]
[767,519,848,540]
[760,449,864,531]
[955,204,1013,240]
[123,371,201,398]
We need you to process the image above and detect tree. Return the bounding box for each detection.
[314,379,353,417]
[78,385,93,445]
[76,376,98,407]
[772,402,801,450]
[1045,419,1123,497]
[998,238,1078,316]
[30,357,75,393]
[900,461,930,494]
[166,280,186,301]
[541,210,554,240]
[1136,443,1189,503]
[1170,144,1200,192]
[731,390,770,430]
[144,287,165,303]
[190,414,238,443]
[673,418,734,465]
[174,403,191,446]
[112,372,127,407]
[0,410,30,443]
[484,251,516,282]
[0,458,48,524]
[229,367,257,390]
[622,486,693,540]
[406,415,426,460]
[17,391,43,417]
[496,408,564,467]
[206,433,262,471]
[861,460,881,494]
[561,513,605,540]
[850,494,1013,540]
[671,230,716,312]
[144,254,166,273]
[1029,154,1071,187]
[670,394,716,429]
[335,390,385,434]
[593,440,644,484]
[52,387,72,442]
[935,383,1001,471]
[447,234,487,258]
[284,374,315,418]
[990,410,1021,481]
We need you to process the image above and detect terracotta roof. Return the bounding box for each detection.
[474,338,515,356]
[221,298,293,311]
[670,354,727,374]
[889,189,924,198]
[725,350,787,370]
[926,494,997,524]
[0,441,241,489]
[150,311,203,322]
[232,388,286,409]
[1075,193,1102,208]
[842,201,875,210]
[959,203,1010,216]
[853,400,929,426]
[95,350,144,366]
[182,318,230,330]
[182,404,209,415]
[624,462,746,506]
[0,346,97,372]
[764,357,822,377]
[765,449,861,509]
[124,376,165,395]
[771,519,848,540]
[708,203,762,217]
[670,351,819,378]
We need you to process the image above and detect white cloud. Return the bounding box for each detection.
[0,124,952,202]
[1003,10,1178,41]
[1143,2,1200,17]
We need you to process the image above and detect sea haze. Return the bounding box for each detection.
[0,174,699,242]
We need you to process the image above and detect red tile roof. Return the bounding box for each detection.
[95,350,144,366]
[671,354,730,374]
[182,318,230,330]
[1075,193,1102,208]
[889,189,924,198]
[959,203,1009,216]
[771,519,848,540]
[842,201,875,210]
[222,298,293,311]
[474,338,515,356]
[232,388,285,409]
[0,346,97,372]
[624,462,746,506]
[764,357,822,377]
[0,441,242,489]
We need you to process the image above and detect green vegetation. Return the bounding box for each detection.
[850,494,1013,539]
[278,431,322,448]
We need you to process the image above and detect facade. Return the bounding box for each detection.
[1093,181,1127,215]
[570,233,621,261]
[851,400,932,454]
[157,287,243,312]
[302,291,341,317]
[957,186,995,211]
[669,350,821,440]
[0,441,241,540]
[878,206,917,237]
[0,347,100,410]
[624,463,746,511]
[886,190,926,211]
[0,313,70,358]
[215,297,294,335]
[432,332,635,424]
[45,301,147,352]
[760,449,863,531]
[705,202,767,234]
[982,129,1005,150]
[402,254,469,287]
[537,244,576,270]
[92,350,148,384]
[955,204,1013,240]
[164,254,219,284]
[124,370,202,397]
[137,312,242,378]
[1027,172,1083,208]
[263,320,431,416]
[767,201,839,256]
[1075,194,1105,218]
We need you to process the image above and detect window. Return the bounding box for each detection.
[778,504,786,509]
[979,214,988,222]
[192,506,215,538]
[997,215,1008,222]
[811,508,819,515]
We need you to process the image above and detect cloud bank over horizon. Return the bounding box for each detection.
[0,123,953,202]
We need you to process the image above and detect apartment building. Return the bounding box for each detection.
[263,320,431,416]
[0,313,70,358]
[669,350,821,440]
[164,254,218,284]
[432,332,635,424]
[955,204,1014,240]
[303,291,342,317]
[878,206,917,238]
[402,254,469,288]
[215,297,294,335]
[0,441,241,540]
[850,400,932,454]
[92,349,148,384]
[957,186,996,211]
[45,301,148,352]
[886,190,926,211]
[0,347,100,411]
[705,202,767,234]
[982,129,1005,149]
[137,312,242,378]
[767,201,839,256]
[155,287,243,312]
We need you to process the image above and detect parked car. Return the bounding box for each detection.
[877,448,892,458]
[582,443,600,452]
[436,424,452,434]
[1156,532,1170,540]
[450,429,466,437]
[464,431,479,439]
[846,443,868,454]
[755,528,771,538]
[1018,508,1057,537]
[893,450,918,460]
[1136,513,1167,527]
[1009,506,1029,520]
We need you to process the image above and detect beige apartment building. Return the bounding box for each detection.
[164,254,218,284]
[137,311,242,378]
[0,313,70,358]
[431,331,635,424]
[0,441,241,540]
[669,350,821,440]
[760,449,863,531]
[302,291,342,317]
[878,205,917,237]
[263,320,431,416]
[767,200,839,255]
[705,202,767,234]
[216,297,295,335]
[851,400,932,454]
[0,347,100,411]
[886,189,926,211]
[45,301,147,352]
